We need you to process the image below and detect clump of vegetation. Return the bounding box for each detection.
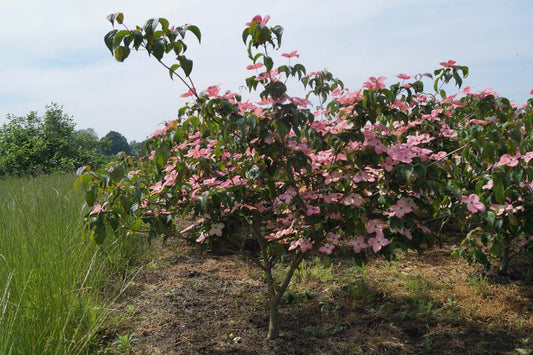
[0,174,144,353]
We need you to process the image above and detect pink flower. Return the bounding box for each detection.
[379,157,396,172]
[306,205,320,216]
[282,50,299,58]
[368,234,390,253]
[246,15,270,26]
[401,229,413,240]
[149,128,165,138]
[89,203,107,216]
[530,89,533,95]
[149,181,164,196]
[343,193,363,206]
[288,96,312,108]
[482,179,493,190]
[461,194,485,213]
[396,73,411,80]
[180,88,196,97]
[363,76,387,90]
[323,193,341,203]
[196,232,208,244]
[300,238,313,253]
[522,152,533,163]
[494,153,521,167]
[349,237,368,253]
[208,223,225,236]
[389,199,413,218]
[439,60,457,68]
[204,84,220,97]
[319,243,334,255]
[246,62,264,70]
[307,71,322,77]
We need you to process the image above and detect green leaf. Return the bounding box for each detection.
[144,18,157,37]
[113,30,131,48]
[493,177,505,204]
[74,173,93,191]
[482,211,496,227]
[245,165,261,179]
[155,144,170,168]
[131,219,143,232]
[242,28,250,44]
[114,46,130,62]
[85,188,97,206]
[133,31,144,50]
[275,120,289,137]
[93,226,107,245]
[152,38,166,60]
[104,29,118,54]
[453,72,462,88]
[268,81,287,100]
[116,12,124,25]
[400,165,414,182]
[179,56,193,77]
[264,56,273,72]
[159,18,169,32]
[510,128,522,144]
[186,25,201,43]
[169,64,180,79]
[108,165,125,182]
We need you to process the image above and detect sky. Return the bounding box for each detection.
[1,0,531,142]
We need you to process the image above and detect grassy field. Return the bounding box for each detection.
[0,174,137,354]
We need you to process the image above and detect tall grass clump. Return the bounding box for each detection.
[0,174,139,354]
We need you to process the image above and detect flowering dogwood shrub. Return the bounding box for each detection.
[76,13,533,339]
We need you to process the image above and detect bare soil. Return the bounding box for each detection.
[100,237,532,355]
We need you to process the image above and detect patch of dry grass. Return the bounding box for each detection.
[100,238,532,354]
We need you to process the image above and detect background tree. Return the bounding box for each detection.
[0,103,107,176]
[129,140,146,157]
[100,130,132,156]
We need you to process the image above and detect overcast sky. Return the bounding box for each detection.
[1,0,531,142]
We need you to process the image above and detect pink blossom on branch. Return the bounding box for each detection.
[208,223,225,236]
[389,199,413,218]
[281,50,299,58]
[494,153,521,168]
[368,234,390,253]
[396,73,411,80]
[439,60,457,68]
[349,237,368,253]
[461,194,485,213]
[246,15,270,26]
[363,76,387,90]
[246,62,264,70]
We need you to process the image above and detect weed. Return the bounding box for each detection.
[516,338,532,354]
[468,274,490,297]
[404,273,432,295]
[304,325,325,337]
[112,333,137,354]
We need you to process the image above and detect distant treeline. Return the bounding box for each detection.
[0,103,145,176]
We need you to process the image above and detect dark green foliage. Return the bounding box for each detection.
[101,130,132,156]
[0,103,107,176]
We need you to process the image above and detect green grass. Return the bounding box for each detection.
[0,174,138,354]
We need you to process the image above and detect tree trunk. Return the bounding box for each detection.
[267,301,280,340]
[499,236,511,275]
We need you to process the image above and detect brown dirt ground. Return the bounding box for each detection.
[100,237,533,355]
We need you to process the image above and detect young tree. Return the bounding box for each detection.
[78,13,533,340]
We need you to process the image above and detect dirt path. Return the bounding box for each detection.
[106,239,533,354]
